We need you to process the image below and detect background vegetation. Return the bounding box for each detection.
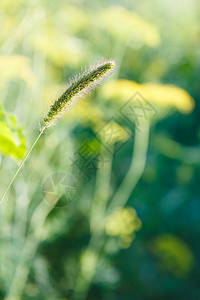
[0,0,200,299]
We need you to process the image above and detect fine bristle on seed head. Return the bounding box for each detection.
[41,59,116,130]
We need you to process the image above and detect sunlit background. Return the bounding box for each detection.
[0,0,200,299]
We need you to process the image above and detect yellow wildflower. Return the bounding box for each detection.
[105,207,142,248]
[100,79,194,114]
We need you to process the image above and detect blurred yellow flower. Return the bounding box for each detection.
[100,79,195,114]
[1,16,17,40]
[32,32,84,68]
[0,55,36,86]
[98,6,160,47]
[57,5,90,34]
[68,100,103,125]
[143,83,194,113]
[0,0,24,12]
[96,119,131,146]
[150,234,194,276]
[105,207,142,248]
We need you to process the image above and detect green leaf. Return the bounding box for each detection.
[0,104,26,161]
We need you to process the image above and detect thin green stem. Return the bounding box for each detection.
[4,201,53,300]
[0,128,46,204]
[71,125,150,300]
[71,146,113,300]
[107,124,150,214]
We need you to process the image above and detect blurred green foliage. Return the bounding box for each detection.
[150,234,194,276]
[0,105,26,160]
[0,0,200,299]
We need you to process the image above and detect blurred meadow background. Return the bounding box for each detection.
[0,0,200,299]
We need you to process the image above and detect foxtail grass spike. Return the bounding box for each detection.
[42,59,116,130]
[0,59,116,204]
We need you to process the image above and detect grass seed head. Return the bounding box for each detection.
[41,59,116,130]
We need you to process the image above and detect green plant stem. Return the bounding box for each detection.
[90,145,113,233]
[71,125,150,300]
[71,146,113,300]
[4,201,53,300]
[0,128,46,204]
[107,124,150,214]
